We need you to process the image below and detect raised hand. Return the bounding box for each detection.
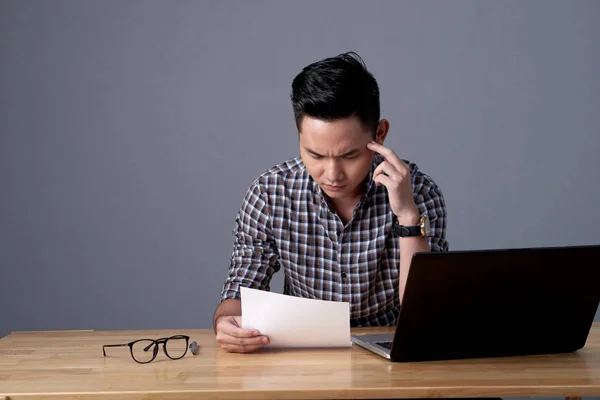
[366,141,419,224]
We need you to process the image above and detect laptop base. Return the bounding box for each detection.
[351,333,393,359]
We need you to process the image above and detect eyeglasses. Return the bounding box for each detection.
[102,335,199,364]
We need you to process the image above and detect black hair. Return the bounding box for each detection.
[290,51,380,135]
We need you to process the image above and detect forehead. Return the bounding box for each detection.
[299,116,371,148]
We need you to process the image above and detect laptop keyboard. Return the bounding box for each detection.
[376,341,393,350]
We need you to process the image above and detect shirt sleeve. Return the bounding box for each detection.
[415,182,449,252]
[219,180,280,301]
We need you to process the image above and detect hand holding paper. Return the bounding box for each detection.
[240,287,351,348]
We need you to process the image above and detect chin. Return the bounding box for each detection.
[323,191,343,199]
[322,187,350,199]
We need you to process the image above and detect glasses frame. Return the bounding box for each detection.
[102,334,198,364]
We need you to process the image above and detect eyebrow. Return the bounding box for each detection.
[305,148,361,158]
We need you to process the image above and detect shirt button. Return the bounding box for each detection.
[341,272,347,279]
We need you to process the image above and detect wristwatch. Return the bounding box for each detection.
[392,214,430,238]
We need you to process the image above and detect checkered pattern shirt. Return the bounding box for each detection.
[220,154,448,327]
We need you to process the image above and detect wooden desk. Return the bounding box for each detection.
[1,323,599,399]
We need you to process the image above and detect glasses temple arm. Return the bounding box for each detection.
[102,343,129,356]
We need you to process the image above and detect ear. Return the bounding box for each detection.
[375,119,389,144]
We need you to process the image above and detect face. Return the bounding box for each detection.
[299,115,387,202]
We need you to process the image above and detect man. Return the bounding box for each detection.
[214,52,448,353]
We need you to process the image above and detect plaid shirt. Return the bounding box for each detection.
[220,154,448,327]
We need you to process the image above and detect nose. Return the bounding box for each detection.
[324,158,344,182]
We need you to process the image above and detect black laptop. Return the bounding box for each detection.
[351,244,600,362]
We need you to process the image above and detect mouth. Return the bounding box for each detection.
[323,184,346,191]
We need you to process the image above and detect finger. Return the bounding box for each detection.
[220,342,267,353]
[367,142,407,172]
[218,317,261,338]
[216,331,270,347]
[373,172,396,189]
[374,161,409,183]
[373,161,398,179]
[228,325,261,338]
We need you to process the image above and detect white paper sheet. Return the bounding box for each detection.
[240,287,351,348]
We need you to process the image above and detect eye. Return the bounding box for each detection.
[311,154,324,159]
[342,154,359,160]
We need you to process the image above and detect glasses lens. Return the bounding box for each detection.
[131,340,156,363]
[164,336,188,359]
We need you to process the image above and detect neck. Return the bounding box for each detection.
[327,188,363,223]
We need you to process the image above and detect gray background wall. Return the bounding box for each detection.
[1,0,599,349]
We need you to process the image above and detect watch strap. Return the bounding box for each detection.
[392,220,422,237]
